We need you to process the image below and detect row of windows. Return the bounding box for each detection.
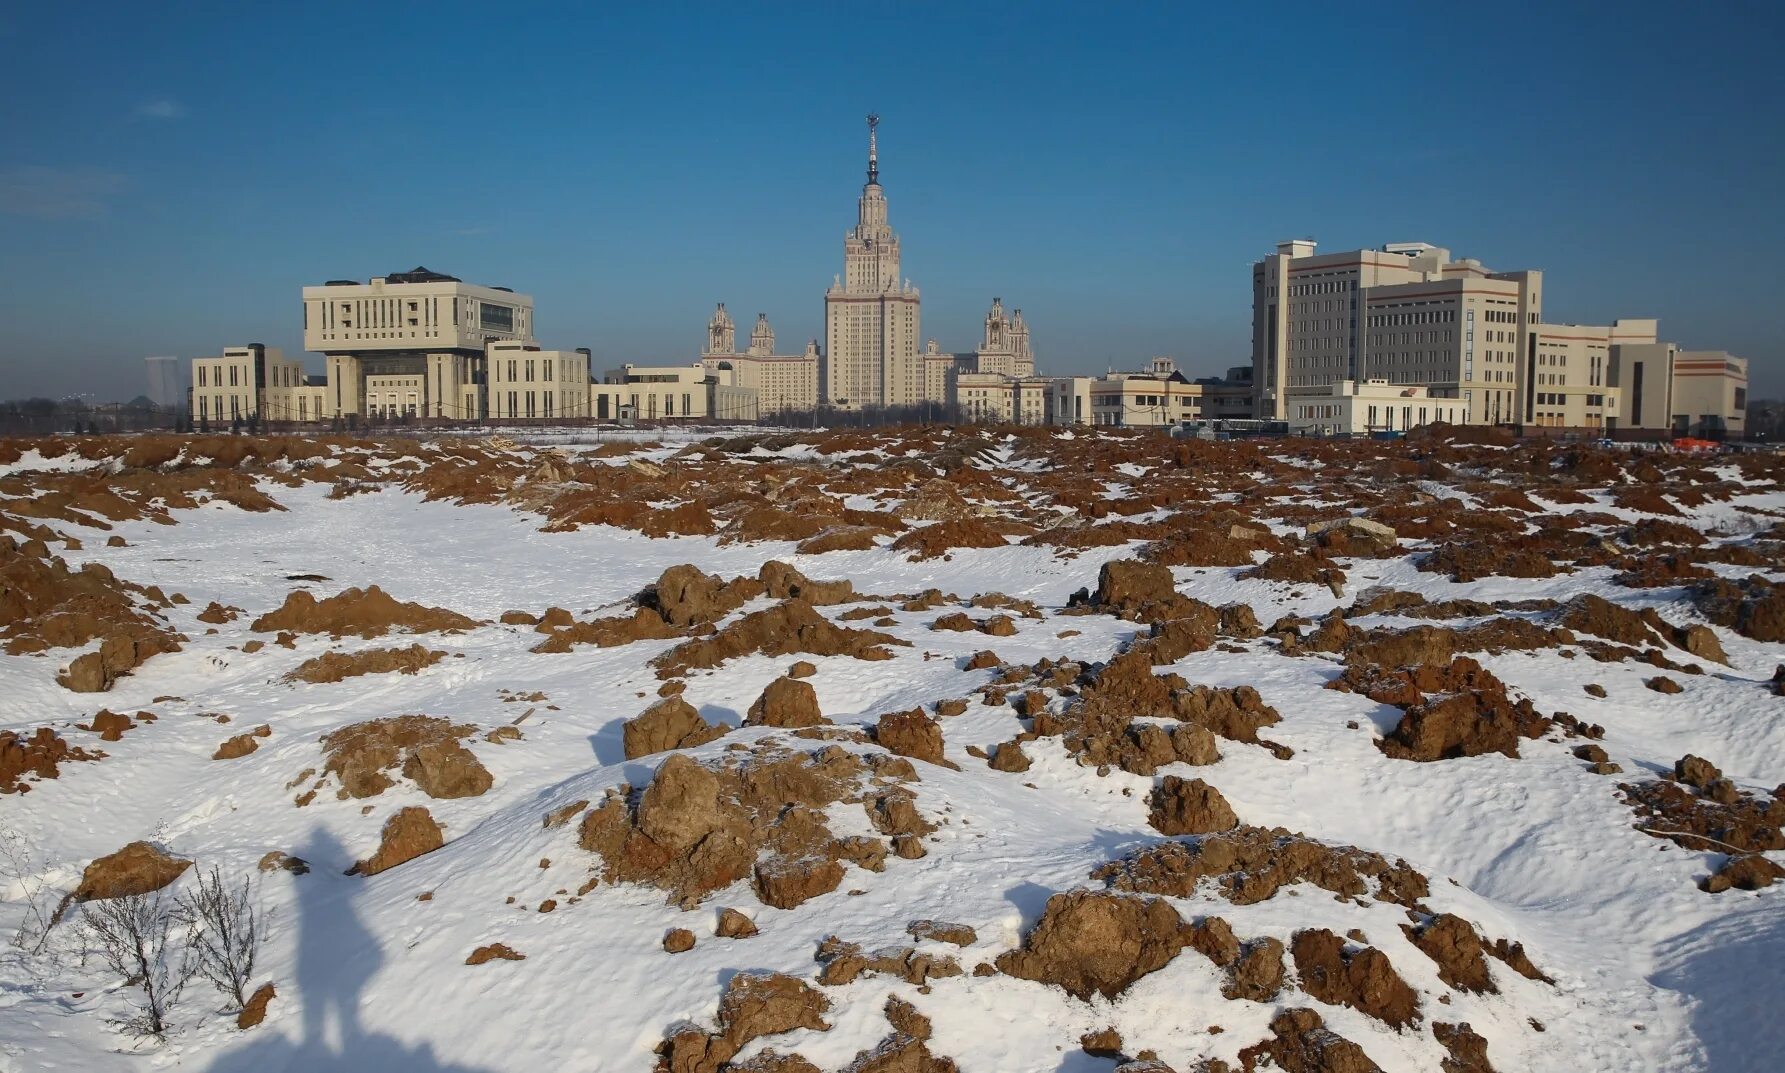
[1369,310,1455,327]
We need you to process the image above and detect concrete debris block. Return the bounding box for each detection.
[1306,516,1397,543]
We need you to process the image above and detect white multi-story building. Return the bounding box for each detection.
[698,303,820,415]
[303,266,535,420]
[823,116,924,410]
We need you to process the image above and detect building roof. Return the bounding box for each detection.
[386,266,461,284]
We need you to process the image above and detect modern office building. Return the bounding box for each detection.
[1253,240,1544,425]
[1251,239,1748,436]
[822,116,925,410]
[303,266,534,420]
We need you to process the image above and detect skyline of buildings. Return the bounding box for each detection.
[155,116,1750,438]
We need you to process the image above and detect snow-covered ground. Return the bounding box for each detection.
[0,436,1780,1073]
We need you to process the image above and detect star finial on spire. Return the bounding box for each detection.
[866,113,879,185]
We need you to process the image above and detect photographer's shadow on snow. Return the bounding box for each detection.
[208,827,495,1073]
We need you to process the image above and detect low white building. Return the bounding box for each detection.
[1285,379,1467,436]
[592,363,739,422]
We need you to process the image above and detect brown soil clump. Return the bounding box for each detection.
[1702,854,1785,893]
[1693,575,1785,642]
[907,920,977,946]
[656,971,832,1073]
[350,806,444,876]
[1289,929,1419,1029]
[653,599,903,679]
[1,538,180,688]
[1434,1022,1496,1073]
[213,728,269,760]
[466,943,526,965]
[317,715,492,799]
[625,697,729,759]
[815,936,964,987]
[1034,644,1281,774]
[82,709,137,741]
[251,585,476,638]
[987,741,1031,772]
[284,643,446,684]
[747,677,825,728]
[1,727,99,791]
[995,890,1188,1000]
[873,708,954,768]
[647,564,766,628]
[1402,914,1498,993]
[1148,776,1239,835]
[716,907,759,938]
[890,518,1012,560]
[1095,825,1430,909]
[237,983,276,1029]
[759,560,855,605]
[578,745,916,908]
[1420,541,1558,583]
[531,607,686,653]
[1332,658,1551,762]
[1089,559,1215,624]
[1234,1008,1384,1073]
[197,601,241,624]
[60,841,192,919]
[1224,937,1287,1002]
[1620,770,1784,867]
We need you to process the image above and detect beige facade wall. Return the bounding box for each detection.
[1670,351,1748,437]
[303,276,533,355]
[487,342,590,421]
[191,345,322,424]
[1524,323,1647,428]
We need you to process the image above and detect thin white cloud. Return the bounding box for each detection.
[0,167,129,220]
[135,98,186,120]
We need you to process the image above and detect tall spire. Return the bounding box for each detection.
[866,113,879,186]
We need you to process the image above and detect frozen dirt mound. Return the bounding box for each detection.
[309,715,493,800]
[252,585,478,638]
[576,744,928,909]
[283,643,447,683]
[653,599,905,679]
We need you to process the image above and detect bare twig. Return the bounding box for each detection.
[176,865,263,1010]
[81,889,191,1040]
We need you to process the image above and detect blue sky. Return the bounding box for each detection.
[2,2,1782,399]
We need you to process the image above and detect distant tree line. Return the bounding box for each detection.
[0,397,180,437]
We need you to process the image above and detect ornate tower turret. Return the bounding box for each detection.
[705,302,737,356]
[749,313,775,357]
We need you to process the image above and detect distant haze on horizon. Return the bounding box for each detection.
[2,3,1782,399]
